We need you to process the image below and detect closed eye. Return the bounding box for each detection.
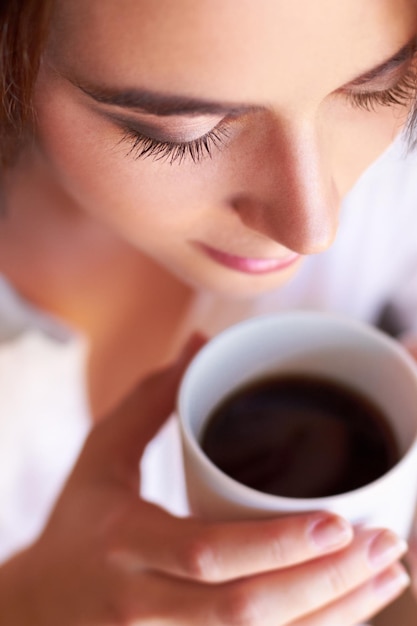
[119,119,232,165]
[345,58,417,112]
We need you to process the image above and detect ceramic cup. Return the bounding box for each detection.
[178,312,417,538]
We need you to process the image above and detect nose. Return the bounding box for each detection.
[228,117,340,255]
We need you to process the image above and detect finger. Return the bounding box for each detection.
[117,539,408,626]
[219,527,407,625]
[76,332,206,484]
[290,563,410,626]
[112,503,353,581]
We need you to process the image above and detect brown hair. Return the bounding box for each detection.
[0,0,53,168]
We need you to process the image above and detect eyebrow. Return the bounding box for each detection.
[73,79,255,117]
[69,37,417,117]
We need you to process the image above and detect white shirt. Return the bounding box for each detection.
[1,133,417,565]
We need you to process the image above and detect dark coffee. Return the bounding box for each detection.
[200,374,400,498]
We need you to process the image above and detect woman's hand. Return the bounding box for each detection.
[0,335,409,625]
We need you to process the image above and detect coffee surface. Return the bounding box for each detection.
[201,374,400,498]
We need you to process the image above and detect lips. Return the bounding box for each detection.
[196,243,300,275]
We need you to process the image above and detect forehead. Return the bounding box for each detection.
[49,0,417,103]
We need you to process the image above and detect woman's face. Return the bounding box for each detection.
[33,0,417,296]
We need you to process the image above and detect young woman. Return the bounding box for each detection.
[1,0,417,623]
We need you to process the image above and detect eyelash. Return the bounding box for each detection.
[120,122,231,165]
[347,64,417,111]
[120,61,417,165]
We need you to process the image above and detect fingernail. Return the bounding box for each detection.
[374,564,410,599]
[309,515,353,550]
[368,530,408,570]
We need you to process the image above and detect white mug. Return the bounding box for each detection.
[178,312,417,538]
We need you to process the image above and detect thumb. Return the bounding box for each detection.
[77,332,207,486]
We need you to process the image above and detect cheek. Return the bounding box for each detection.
[327,105,405,196]
[33,90,221,246]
